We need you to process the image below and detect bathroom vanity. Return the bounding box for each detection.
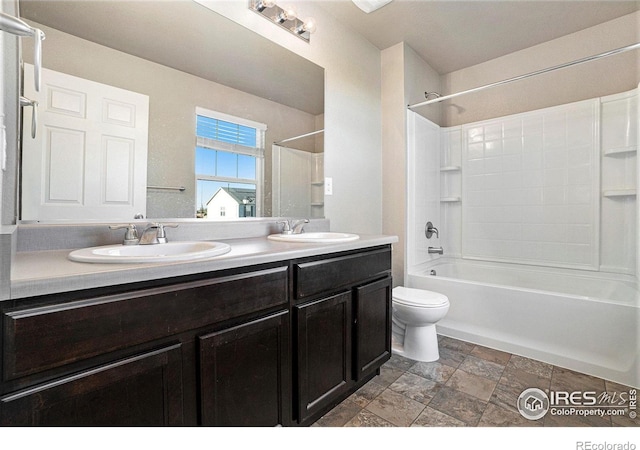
[0,233,395,426]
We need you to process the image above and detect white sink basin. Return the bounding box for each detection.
[267,232,359,243]
[68,241,231,263]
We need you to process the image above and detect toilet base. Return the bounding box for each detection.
[392,324,440,362]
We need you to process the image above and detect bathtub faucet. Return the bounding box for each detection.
[428,246,444,255]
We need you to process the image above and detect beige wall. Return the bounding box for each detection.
[382,43,441,285]
[24,22,319,219]
[381,44,406,285]
[440,11,640,126]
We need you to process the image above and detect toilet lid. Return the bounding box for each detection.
[393,286,449,308]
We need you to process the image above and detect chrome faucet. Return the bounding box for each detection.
[292,219,309,234]
[277,219,309,235]
[110,222,177,245]
[428,246,444,255]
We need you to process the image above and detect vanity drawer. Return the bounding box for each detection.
[3,266,288,380]
[294,246,391,300]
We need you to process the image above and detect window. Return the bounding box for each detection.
[195,107,266,219]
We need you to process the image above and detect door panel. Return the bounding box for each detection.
[199,311,290,426]
[22,64,149,221]
[354,277,392,381]
[295,291,352,423]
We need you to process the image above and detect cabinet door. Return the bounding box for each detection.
[295,291,352,423]
[199,311,290,426]
[354,277,392,381]
[0,344,183,426]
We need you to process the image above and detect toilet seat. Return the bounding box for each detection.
[393,286,448,308]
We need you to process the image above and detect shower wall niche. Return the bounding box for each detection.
[439,128,462,259]
[600,90,638,274]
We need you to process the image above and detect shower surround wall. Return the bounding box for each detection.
[461,99,600,271]
[412,89,637,275]
[406,88,639,387]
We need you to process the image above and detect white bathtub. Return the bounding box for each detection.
[407,258,640,388]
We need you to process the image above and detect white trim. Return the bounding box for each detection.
[197,174,256,185]
[196,137,263,158]
[196,106,267,131]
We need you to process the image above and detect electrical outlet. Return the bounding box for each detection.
[324,177,333,195]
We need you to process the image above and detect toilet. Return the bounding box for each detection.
[392,286,450,362]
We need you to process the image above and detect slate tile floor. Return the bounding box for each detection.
[312,336,639,427]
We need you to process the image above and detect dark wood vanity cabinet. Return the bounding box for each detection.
[0,244,392,426]
[293,246,392,424]
[0,264,289,427]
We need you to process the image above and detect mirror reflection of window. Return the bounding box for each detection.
[194,108,266,219]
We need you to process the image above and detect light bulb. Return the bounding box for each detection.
[255,0,275,11]
[276,6,296,23]
[301,17,317,34]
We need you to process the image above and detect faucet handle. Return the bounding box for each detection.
[109,224,139,245]
[277,220,293,235]
[156,222,178,230]
[155,223,178,243]
[425,221,439,239]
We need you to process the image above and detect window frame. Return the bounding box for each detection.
[195,107,266,218]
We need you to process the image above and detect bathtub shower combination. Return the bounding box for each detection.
[406,88,640,389]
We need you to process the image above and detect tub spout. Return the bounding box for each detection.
[428,246,444,255]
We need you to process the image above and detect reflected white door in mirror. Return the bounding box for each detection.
[21,64,149,221]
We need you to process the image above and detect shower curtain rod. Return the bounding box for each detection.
[407,42,640,110]
[274,129,324,145]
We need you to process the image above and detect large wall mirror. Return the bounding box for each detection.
[18,0,324,222]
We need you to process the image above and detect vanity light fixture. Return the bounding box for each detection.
[249,0,316,43]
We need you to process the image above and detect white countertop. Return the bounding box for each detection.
[10,234,398,299]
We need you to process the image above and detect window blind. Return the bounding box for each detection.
[196,115,264,158]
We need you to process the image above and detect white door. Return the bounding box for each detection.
[21,64,149,221]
